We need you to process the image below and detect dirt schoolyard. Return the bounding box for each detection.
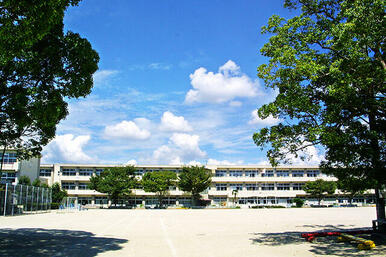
[0,207,385,257]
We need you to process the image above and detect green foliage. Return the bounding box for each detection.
[337,177,367,204]
[292,198,304,208]
[142,170,177,207]
[32,178,41,187]
[51,182,67,204]
[0,0,99,162]
[18,175,31,185]
[253,0,385,186]
[178,166,212,206]
[303,179,336,205]
[89,166,138,205]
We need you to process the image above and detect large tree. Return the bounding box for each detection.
[303,179,336,206]
[89,166,138,206]
[253,0,385,225]
[142,170,177,208]
[0,0,99,176]
[178,166,212,206]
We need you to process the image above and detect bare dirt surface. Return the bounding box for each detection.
[1,207,385,257]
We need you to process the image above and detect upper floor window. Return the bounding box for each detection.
[292,170,304,177]
[79,169,93,176]
[216,183,227,191]
[246,184,258,191]
[245,171,258,177]
[62,168,76,176]
[307,170,320,177]
[215,170,227,177]
[0,152,17,164]
[261,183,275,190]
[292,183,304,190]
[229,183,243,190]
[61,182,76,190]
[277,183,290,190]
[276,170,289,177]
[261,170,274,177]
[78,183,89,190]
[95,169,104,176]
[40,169,52,177]
[229,170,243,177]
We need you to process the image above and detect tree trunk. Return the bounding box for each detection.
[375,187,386,232]
[158,195,163,208]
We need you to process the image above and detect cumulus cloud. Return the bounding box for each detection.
[185,60,259,104]
[160,111,192,132]
[126,159,137,165]
[152,133,206,164]
[104,120,150,140]
[229,101,242,107]
[42,134,94,163]
[93,70,118,85]
[285,144,325,166]
[248,110,281,126]
[207,159,244,165]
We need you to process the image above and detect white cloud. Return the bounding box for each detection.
[160,111,192,132]
[148,63,172,70]
[93,70,118,85]
[185,60,259,104]
[104,120,150,140]
[152,133,206,164]
[248,110,281,126]
[42,134,94,163]
[207,159,244,165]
[126,159,137,165]
[187,160,204,166]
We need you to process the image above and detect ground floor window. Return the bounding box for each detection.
[78,197,92,205]
[95,197,108,205]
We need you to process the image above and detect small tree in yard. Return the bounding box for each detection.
[89,166,138,206]
[142,171,177,208]
[292,198,304,208]
[337,177,368,205]
[18,175,31,186]
[178,166,212,206]
[303,179,336,206]
[51,182,67,209]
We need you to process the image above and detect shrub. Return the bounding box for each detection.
[292,198,304,208]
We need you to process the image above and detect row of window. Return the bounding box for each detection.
[0,153,17,164]
[215,183,304,191]
[215,170,320,177]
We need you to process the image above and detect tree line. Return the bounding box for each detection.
[89,165,212,208]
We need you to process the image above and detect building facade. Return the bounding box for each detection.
[0,150,40,184]
[39,163,375,207]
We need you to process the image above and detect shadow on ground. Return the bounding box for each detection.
[0,228,128,257]
[250,225,386,256]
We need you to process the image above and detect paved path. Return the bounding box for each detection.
[1,207,385,257]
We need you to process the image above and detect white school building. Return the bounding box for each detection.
[1,151,375,207]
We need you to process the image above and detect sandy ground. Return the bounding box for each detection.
[0,207,385,257]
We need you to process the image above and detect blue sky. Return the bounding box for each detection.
[42,0,323,165]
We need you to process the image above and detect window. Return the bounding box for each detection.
[1,172,16,183]
[277,183,290,190]
[39,169,52,177]
[78,197,92,205]
[215,170,227,177]
[261,183,274,190]
[95,169,104,176]
[292,170,304,177]
[0,152,17,164]
[292,183,304,190]
[95,197,108,205]
[245,170,258,177]
[216,184,227,191]
[307,170,320,177]
[276,170,289,177]
[78,183,89,190]
[229,170,243,177]
[61,182,75,190]
[169,186,177,191]
[62,169,76,176]
[246,184,258,191]
[79,169,93,176]
[229,184,243,190]
[261,170,274,177]
[135,169,145,175]
[212,197,227,203]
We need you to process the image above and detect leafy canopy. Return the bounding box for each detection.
[142,170,177,207]
[0,0,99,161]
[253,0,385,189]
[89,166,138,205]
[303,179,337,204]
[178,166,212,203]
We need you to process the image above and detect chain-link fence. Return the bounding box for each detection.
[0,183,52,216]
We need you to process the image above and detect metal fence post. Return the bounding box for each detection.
[3,183,8,216]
